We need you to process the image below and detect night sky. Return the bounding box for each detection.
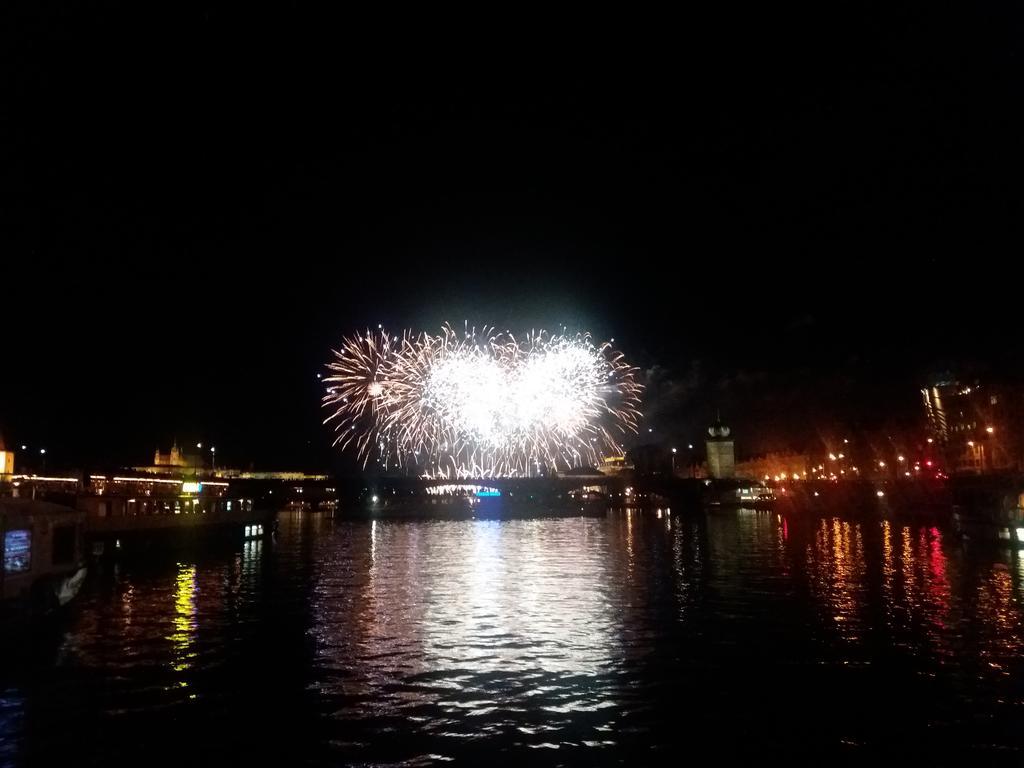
[3,4,1021,471]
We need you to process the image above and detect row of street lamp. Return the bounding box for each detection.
[670,444,696,472]
[194,442,217,472]
[14,444,47,471]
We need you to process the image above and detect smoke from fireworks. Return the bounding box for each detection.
[322,324,643,478]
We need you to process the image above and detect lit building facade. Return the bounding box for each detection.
[735,452,809,482]
[0,431,11,482]
[597,455,632,476]
[152,442,193,468]
[134,443,326,482]
[706,419,735,479]
[135,441,204,475]
[922,377,1024,474]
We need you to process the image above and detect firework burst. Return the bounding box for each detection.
[323,324,643,477]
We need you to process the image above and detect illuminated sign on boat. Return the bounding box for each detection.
[4,529,32,574]
[181,482,202,494]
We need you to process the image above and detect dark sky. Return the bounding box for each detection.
[2,4,1021,470]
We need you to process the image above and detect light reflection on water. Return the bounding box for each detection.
[4,510,1024,764]
[170,564,197,679]
[311,518,626,746]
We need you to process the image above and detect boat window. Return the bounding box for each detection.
[4,529,32,574]
[53,524,76,565]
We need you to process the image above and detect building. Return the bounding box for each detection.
[0,451,13,479]
[706,418,735,479]
[0,450,12,482]
[735,451,809,482]
[597,455,632,476]
[922,376,1024,474]
[0,429,11,481]
[202,469,329,481]
[152,442,194,468]
[134,443,327,482]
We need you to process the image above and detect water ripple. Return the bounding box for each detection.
[5,511,1024,765]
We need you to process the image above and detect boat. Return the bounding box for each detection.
[1,499,88,616]
[77,474,277,555]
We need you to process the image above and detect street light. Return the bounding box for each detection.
[211,446,217,473]
[671,447,677,473]
[986,426,995,434]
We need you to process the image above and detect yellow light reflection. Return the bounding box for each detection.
[169,564,198,680]
[974,561,1024,673]
[804,518,867,642]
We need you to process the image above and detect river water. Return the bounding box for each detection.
[3,509,1024,765]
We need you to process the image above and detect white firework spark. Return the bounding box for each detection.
[322,324,643,477]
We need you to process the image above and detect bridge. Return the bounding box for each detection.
[363,473,715,509]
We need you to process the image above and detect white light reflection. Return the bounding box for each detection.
[419,520,617,676]
[309,518,627,726]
